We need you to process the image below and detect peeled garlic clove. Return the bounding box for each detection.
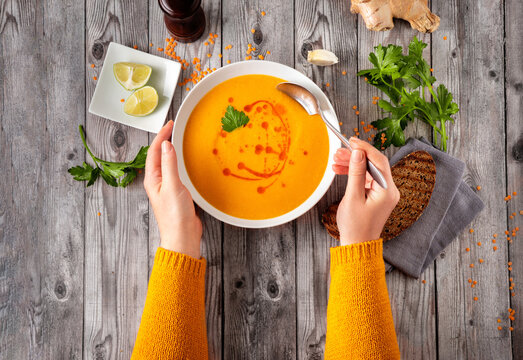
[307,49,339,66]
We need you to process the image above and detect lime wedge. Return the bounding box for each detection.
[124,86,158,117]
[113,62,152,90]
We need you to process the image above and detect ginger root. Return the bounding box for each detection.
[350,0,440,33]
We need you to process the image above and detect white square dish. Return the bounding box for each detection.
[89,42,181,133]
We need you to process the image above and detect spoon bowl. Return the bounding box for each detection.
[277,82,388,189]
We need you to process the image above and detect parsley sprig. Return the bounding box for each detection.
[68,125,148,187]
[358,36,459,151]
[221,105,250,132]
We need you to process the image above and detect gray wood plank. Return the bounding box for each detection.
[504,0,523,356]
[221,1,296,358]
[0,0,85,358]
[147,1,224,358]
[433,0,512,358]
[293,0,358,358]
[357,15,437,360]
[83,1,150,358]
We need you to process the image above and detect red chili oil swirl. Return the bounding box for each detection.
[214,99,291,193]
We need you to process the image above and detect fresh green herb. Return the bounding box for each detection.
[358,36,459,151]
[68,125,148,187]
[221,105,250,132]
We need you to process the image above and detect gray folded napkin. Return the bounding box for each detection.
[383,138,484,278]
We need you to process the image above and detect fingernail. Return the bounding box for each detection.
[351,149,364,163]
[162,141,172,153]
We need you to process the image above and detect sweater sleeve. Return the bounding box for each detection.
[131,247,208,360]
[325,239,400,360]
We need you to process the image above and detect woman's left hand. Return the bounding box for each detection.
[144,120,202,259]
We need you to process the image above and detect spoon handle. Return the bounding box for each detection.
[319,111,388,189]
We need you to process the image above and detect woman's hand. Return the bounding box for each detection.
[144,120,202,258]
[332,137,400,246]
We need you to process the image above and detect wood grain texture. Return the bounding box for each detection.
[433,0,512,359]
[221,1,296,358]
[0,0,85,359]
[357,13,437,360]
[147,0,224,358]
[83,1,150,359]
[505,0,523,356]
[293,0,357,358]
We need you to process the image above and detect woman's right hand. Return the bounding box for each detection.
[333,137,400,246]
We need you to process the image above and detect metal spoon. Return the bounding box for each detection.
[277,82,388,189]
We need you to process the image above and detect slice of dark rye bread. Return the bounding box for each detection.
[322,151,436,242]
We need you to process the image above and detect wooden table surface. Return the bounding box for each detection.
[1,0,522,359]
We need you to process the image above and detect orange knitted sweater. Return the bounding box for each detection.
[132,239,400,359]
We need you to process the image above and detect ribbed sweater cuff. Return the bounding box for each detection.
[155,247,206,278]
[330,239,383,265]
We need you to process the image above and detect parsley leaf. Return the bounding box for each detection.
[359,36,459,151]
[221,105,250,132]
[68,125,148,187]
[68,162,94,181]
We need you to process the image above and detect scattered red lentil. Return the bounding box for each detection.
[133,45,138,49]
[498,319,501,323]
[422,279,426,284]
[470,263,474,268]
[498,326,502,330]
[474,297,478,301]
[93,76,97,81]
[492,239,497,243]
[493,246,498,251]
[430,68,434,72]
[477,242,482,246]
[120,99,125,103]
[510,327,514,331]
[90,64,95,68]
[251,28,255,33]
[261,11,266,16]
[476,185,481,190]
[473,280,477,284]
[355,111,360,115]
[466,247,470,252]
[267,51,271,55]
[227,60,231,64]
[468,279,472,283]
[157,47,163,52]
[479,259,484,263]
[149,43,153,47]
[443,36,447,40]
[326,82,330,87]
[513,192,518,196]
[469,228,474,233]
[494,233,498,238]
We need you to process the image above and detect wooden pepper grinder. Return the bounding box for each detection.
[158,0,206,43]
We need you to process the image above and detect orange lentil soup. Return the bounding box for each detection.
[183,75,329,219]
